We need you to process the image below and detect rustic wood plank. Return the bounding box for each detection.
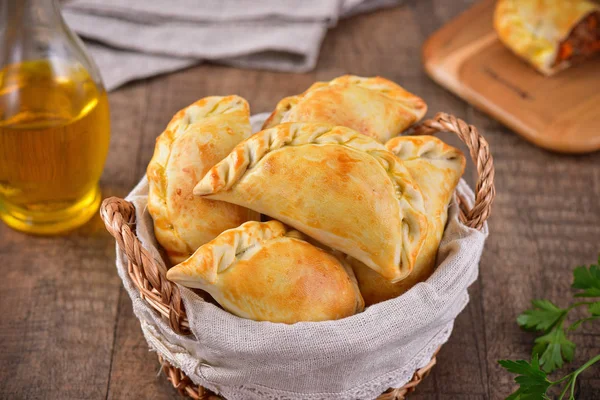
[102,84,151,197]
[106,286,181,400]
[0,231,117,400]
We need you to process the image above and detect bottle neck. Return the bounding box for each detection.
[3,0,63,29]
[1,0,68,66]
[0,0,105,89]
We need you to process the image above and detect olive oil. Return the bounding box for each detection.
[0,60,110,234]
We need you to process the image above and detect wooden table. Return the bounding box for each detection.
[2,1,600,399]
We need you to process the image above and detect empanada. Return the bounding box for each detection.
[494,0,600,75]
[262,75,427,143]
[352,135,466,305]
[166,221,364,323]
[194,122,428,282]
[147,96,259,265]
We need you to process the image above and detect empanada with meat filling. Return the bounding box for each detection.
[494,0,600,75]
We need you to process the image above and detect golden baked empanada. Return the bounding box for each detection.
[352,135,466,305]
[166,221,364,323]
[194,122,428,282]
[147,96,259,265]
[262,75,427,143]
[494,0,600,75]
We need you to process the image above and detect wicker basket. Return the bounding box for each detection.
[100,113,495,400]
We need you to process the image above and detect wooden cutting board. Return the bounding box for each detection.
[422,0,600,154]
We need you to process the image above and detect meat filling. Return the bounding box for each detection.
[555,11,600,65]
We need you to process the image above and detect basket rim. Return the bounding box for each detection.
[99,112,495,399]
[158,347,440,400]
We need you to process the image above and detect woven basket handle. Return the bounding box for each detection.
[410,112,495,230]
[100,197,190,334]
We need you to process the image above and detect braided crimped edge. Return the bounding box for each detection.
[166,220,287,285]
[194,123,385,194]
[193,121,429,281]
[329,75,427,118]
[146,95,251,261]
[385,135,466,166]
[100,112,494,398]
[261,75,427,130]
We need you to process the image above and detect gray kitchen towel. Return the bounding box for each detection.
[62,0,402,90]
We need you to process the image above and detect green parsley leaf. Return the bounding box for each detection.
[589,302,600,316]
[499,355,552,400]
[501,255,600,399]
[533,328,575,373]
[572,259,600,298]
[517,300,567,332]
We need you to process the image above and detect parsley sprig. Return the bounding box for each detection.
[499,354,600,400]
[499,256,600,399]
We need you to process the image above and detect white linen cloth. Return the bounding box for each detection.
[115,113,488,400]
[62,0,402,91]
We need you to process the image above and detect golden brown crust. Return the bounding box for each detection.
[194,122,429,282]
[494,0,600,75]
[353,135,466,305]
[262,75,427,143]
[166,221,364,323]
[146,96,259,265]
